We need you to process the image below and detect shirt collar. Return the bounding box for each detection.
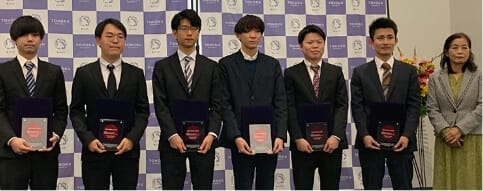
[374,56,395,69]
[99,57,122,68]
[17,55,38,68]
[177,49,197,62]
[240,49,258,61]
[304,58,322,68]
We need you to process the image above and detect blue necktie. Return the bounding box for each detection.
[25,61,35,97]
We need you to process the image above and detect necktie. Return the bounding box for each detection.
[107,64,116,97]
[183,56,193,92]
[25,61,35,97]
[381,63,391,99]
[310,65,320,97]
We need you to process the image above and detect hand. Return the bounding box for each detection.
[362,135,380,150]
[38,133,59,152]
[445,138,464,148]
[295,138,313,153]
[271,138,284,154]
[198,134,215,154]
[234,137,254,155]
[393,136,409,152]
[10,137,35,155]
[444,127,463,145]
[87,139,107,153]
[115,138,134,155]
[169,135,186,153]
[323,136,340,153]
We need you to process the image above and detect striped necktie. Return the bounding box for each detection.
[310,65,320,97]
[25,61,35,97]
[183,56,193,92]
[381,62,391,99]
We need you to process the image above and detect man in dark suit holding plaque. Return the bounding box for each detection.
[219,15,287,190]
[350,18,420,189]
[284,25,348,189]
[152,9,222,189]
[70,18,149,189]
[0,16,68,189]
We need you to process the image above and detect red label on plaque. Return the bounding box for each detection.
[380,124,396,140]
[102,124,119,141]
[253,129,267,143]
[185,125,201,141]
[26,123,42,139]
[310,127,324,141]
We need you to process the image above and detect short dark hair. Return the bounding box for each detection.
[368,17,398,40]
[234,15,264,34]
[440,32,477,73]
[171,9,201,30]
[297,24,326,44]
[95,18,127,38]
[10,15,45,41]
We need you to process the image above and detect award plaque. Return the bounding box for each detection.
[99,118,124,151]
[377,121,401,149]
[21,118,48,150]
[305,122,329,151]
[249,124,272,154]
[181,121,205,152]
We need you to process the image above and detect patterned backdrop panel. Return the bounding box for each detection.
[0,0,387,190]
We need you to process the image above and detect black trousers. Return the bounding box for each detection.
[291,149,342,189]
[81,154,139,190]
[159,148,215,189]
[230,148,278,190]
[358,148,414,190]
[0,152,58,189]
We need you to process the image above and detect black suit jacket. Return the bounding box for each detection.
[152,53,222,152]
[0,58,68,158]
[219,50,287,147]
[284,61,348,150]
[70,60,149,160]
[350,59,420,151]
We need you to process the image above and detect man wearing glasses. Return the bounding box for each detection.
[152,9,222,189]
[70,18,149,189]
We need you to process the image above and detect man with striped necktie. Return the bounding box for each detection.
[0,15,68,190]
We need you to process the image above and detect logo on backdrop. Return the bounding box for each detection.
[352,0,361,7]
[57,182,68,190]
[215,151,221,163]
[151,130,160,146]
[127,16,139,27]
[31,14,42,21]
[275,173,285,184]
[4,39,15,50]
[269,0,280,7]
[207,17,217,28]
[152,178,162,189]
[55,38,67,50]
[332,19,342,30]
[311,0,321,8]
[291,18,301,29]
[226,0,237,7]
[353,40,363,51]
[270,40,281,51]
[150,39,161,50]
[79,16,90,27]
[228,39,240,50]
[60,135,68,146]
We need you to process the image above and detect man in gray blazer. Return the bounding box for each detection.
[350,17,420,189]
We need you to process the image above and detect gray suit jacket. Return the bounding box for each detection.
[427,68,482,135]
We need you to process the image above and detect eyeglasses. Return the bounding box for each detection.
[177,26,200,32]
[104,34,125,41]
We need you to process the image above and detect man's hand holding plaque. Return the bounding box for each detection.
[376,121,401,150]
[181,121,205,152]
[249,124,273,154]
[98,119,124,152]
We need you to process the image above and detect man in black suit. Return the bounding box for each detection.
[350,17,420,189]
[70,18,149,190]
[219,15,287,190]
[152,9,222,189]
[0,15,68,189]
[284,25,348,189]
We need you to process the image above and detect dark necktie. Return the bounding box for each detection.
[107,64,116,97]
[381,62,391,99]
[25,61,35,97]
[310,65,320,97]
[183,56,193,92]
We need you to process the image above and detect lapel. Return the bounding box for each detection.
[35,59,48,96]
[296,61,317,102]
[168,53,190,93]
[10,58,29,95]
[89,60,109,97]
[386,61,402,99]
[234,51,253,92]
[367,61,386,101]
[438,70,458,109]
[455,69,476,107]
[190,54,203,92]
[317,62,332,102]
[117,62,131,96]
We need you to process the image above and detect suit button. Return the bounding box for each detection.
[251,96,255,100]
[453,109,457,113]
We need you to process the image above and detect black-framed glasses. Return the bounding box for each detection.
[177,26,200,32]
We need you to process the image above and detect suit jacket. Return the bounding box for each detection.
[70,60,149,160]
[350,59,420,151]
[284,61,348,150]
[152,52,222,152]
[427,68,482,135]
[219,50,287,148]
[0,58,68,158]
